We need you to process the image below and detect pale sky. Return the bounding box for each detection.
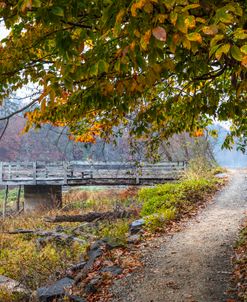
[0,23,9,40]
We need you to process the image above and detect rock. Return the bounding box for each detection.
[36,277,74,302]
[88,240,105,259]
[84,276,102,294]
[0,275,29,295]
[100,265,123,275]
[68,261,86,272]
[130,219,145,234]
[127,234,141,244]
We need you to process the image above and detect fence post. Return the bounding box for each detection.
[63,162,68,184]
[16,185,21,212]
[0,162,2,183]
[2,185,8,219]
[33,162,37,184]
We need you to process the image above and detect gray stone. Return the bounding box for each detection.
[127,234,141,244]
[100,265,123,275]
[0,275,29,295]
[88,240,105,260]
[69,261,86,272]
[84,276,102,294]
[130,219,145,234]
[36,277,74,302]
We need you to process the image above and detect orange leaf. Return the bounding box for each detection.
[193,129,204,137]
[152,26,167,42]
[241,55,247,68]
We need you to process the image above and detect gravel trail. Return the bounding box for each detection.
[111,170,247,302]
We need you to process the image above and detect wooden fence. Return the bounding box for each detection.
[0,161,187,186]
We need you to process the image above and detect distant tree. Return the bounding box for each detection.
[0,1,246,147]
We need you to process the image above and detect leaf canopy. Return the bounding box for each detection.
[0,0,246,146]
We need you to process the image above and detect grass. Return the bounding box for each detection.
[0,187,24,209]
[138,157,223,232]
[0,187,138,299]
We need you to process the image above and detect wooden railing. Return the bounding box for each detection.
[0,161,187,186]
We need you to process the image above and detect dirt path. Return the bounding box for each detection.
[111,170,247,302]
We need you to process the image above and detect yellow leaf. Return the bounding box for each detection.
[156,14,167,23]
[182,38,191,49]
[131,0,146,17]
[116,9,125,23]
[202,25,218,36]
[144,2,153,14]
[196,17,206,23]
[170,11,177,26]
[41,99,46,112]
[182,3,200,12]
[240,45,247,55]
[215,43,230,60]
[134,29,141,38]
[187,32,202,43]
[185,16,196,29]
[141,29,151,50]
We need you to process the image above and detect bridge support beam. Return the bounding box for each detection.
[24,185,62,212]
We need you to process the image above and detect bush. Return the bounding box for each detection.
[139,177,218,218]
[99,220,129,245]
[144,208,177,232]
[182,156,215,180]
[0,233,87,289]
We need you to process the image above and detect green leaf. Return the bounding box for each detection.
[240,45,247,55]
[114,60,121,72]
[51,7,64,17]
[186,32,202,43]
[182,4,200,12]
[209,44,222,58]
[98,59,109,73]
[90,64,98,76]
[215,43,230,60]
[231,45,243,61]
[234,29,247,40]
[170,11,177,25]
[176,15,187,34]
[210,34,224,47]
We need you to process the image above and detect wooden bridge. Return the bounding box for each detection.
[0,161,187,212]
[0,161,187,186]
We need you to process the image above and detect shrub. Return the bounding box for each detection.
[99,220,129,245]
[139,177,218,218]
[144,208,177,232]
[182,156,215,180]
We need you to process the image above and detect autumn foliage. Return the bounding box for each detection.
[0,1,246,145]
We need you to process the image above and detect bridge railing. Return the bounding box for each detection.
[0,161,187,185]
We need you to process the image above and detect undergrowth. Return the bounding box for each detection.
[233,221,247,301]
[139,157,223,232]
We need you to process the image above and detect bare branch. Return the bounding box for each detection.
[0,118,9,140]
[0,98,38,121]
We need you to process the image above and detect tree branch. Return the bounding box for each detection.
[0,98,38,121]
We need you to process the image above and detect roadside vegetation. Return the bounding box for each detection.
[233,220,247,301]
[0,158,226,301]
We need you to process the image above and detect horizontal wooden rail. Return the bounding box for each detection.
[0,161,187,186]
